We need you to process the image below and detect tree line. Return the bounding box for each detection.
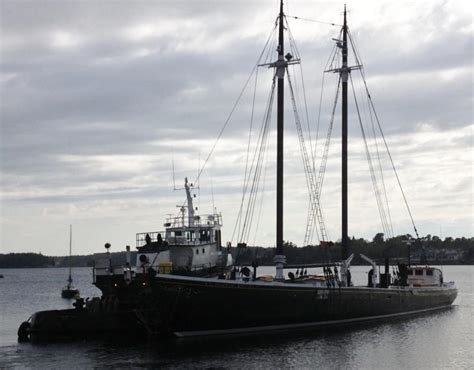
[0,234,472,268]
[232,234,474,266]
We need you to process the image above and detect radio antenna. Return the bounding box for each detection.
[172,158,177,191]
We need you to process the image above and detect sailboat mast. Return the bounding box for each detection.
[341,6,349,260]
[68,224,72,283]
[276,0,284,256]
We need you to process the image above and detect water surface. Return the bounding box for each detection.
[0,266,472,368]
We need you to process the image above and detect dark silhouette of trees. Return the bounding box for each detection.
[0,253,54,268]
[1,235,472,268]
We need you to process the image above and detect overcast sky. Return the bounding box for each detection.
[1,0,472,256]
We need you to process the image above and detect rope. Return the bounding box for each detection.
[232,74,277,244]
[364,79,395,237]
[239,66,259,237]
[350,74,392,238]
[347,29,419,239]
[287,20,314,167]
[192,22,278,187]
[240,77,275,243]
[309,77,341,244]
[252,149,269,246]
[286,14,340,27]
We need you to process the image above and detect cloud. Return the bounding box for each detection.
[1,0,472,255]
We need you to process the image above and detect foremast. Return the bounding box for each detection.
[274,0,287,280]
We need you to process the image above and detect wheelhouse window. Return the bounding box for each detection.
[415,269,423,276]
[199,229,210,242]
[426,270,433,276]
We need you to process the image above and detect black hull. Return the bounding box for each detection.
[61,289,79,299]
[19,308,142,342]
[94,274,458,337]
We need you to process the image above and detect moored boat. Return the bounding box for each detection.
[61,225,79,299]
[19,1,457,341]
[93,177,232,297]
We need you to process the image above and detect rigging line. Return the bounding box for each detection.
[307,75,341,246]
[313,73,326,169]
[242,79,274,242]
[312,42,337,173]
[285,62,323,245]
[368,89,420,239]
[287,23,327,246]
[347,28,394,237]
[363,75,394,238]
[349,43,419,239]
[232,74,276,243]
[234,75,274,243]
[244,117,271,243]
[192,22,278,188]
[286,14,340,27]
[242,129,267,242]
[287,22,314,166]
[287,69,324,244]
[350,74,391,237]
[264,26,278,65]
[309,76,341,244]
[327,28,343,72]
[240,75,276,242]
[317,76,341,197]
[232,74,274,244]
[347,29,365,79]
[350,32,395,238]
[299,62,313,162]
[244,120,270,245]
[252,143,269,246]
[239,66,260,237]
[350,73,391,236]
[351,66,392,237]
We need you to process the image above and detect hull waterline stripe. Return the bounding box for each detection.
[173,305,453,338]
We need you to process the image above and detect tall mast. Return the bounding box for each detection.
[274,0,286,280]
[341,5,349,260]
[276,0,284,255]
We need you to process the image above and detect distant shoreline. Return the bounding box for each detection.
[2,236,473,268]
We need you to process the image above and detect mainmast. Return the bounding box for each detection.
[274,0,286,280]
[341,5,349,260]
